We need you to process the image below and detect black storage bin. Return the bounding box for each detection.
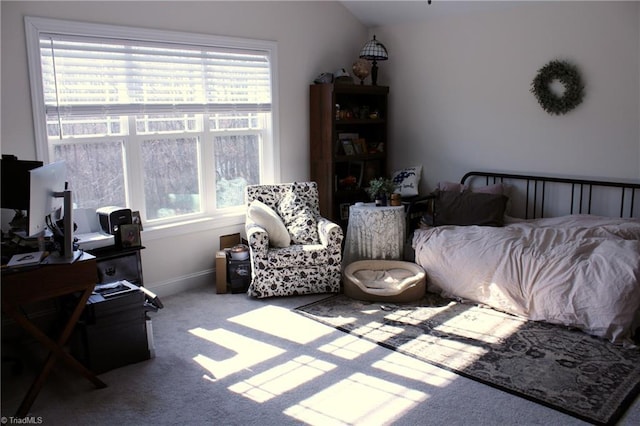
[71,289,150,374]
[228,259,251,293]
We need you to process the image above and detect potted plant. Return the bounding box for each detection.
[366,177,395,206]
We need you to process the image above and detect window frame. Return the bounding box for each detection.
[24,16,280,239]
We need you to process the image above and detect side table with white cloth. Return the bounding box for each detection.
[343,203,406,266]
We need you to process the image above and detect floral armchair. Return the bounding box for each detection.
[245,182,343,298]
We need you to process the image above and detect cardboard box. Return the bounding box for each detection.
[215,251,228,294]
[220,233,241,250]
[216,233,242,294]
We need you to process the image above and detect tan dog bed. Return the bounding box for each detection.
[343,260,426,303]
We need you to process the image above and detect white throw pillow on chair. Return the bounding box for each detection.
[247,200,291,248]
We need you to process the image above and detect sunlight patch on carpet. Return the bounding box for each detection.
[344,300,526,371]
[227,305,335,344]
[352,320,405,343]
[372,352,458,388]
[295,294,640,425]
[190,327,285,380]
[433,304,525,344]
[284,372,428,425]
[318,334,378,360]
[228,355,336,403]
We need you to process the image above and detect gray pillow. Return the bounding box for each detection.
[434,190,508,227]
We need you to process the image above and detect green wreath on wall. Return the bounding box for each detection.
[531,60,584,115]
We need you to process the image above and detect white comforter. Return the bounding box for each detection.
[412,215,640,343]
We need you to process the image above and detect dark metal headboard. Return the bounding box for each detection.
[461,171,640,219]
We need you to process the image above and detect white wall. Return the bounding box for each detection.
[5,1,638,295]
[374,1,640,193]
[1,1,367,296]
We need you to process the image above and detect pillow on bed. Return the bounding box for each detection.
[437,181,512,215]
[437,181,467,192]
[473,182,513,203]
[473,183,513,215]
[438,181,507,195]
[433,190,508,227]
[392,166,422,197]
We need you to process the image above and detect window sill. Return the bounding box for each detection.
[141,211,246,242]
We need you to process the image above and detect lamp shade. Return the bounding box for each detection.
[359,35,388,86]
[359,35,388,61]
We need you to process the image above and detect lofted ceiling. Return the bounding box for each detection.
[339,0,523,27]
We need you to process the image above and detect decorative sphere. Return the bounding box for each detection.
[352,59,371,83]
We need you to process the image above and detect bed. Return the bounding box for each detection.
[410,171,640,344]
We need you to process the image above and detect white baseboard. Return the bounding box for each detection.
[144,269,215,298]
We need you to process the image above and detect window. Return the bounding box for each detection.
[25,17,278,230]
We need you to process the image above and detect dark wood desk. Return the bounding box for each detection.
[2,253,107,417]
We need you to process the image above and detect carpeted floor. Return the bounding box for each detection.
[2,286,640,425]
[296,293,640,426]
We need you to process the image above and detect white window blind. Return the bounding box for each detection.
[26,17,278,232]
[40,34,272,126]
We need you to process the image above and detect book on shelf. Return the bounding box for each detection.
[337,133,359,156]
[353,138,367,154]
[338,132,359,141]
[341,139,356,155]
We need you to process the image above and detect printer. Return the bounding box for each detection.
[74,208,114,250]
[96,206,132,235]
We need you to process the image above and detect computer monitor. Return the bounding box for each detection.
[28,161,75,261]
[1,156,43,211]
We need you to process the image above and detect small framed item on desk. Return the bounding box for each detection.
[120,224,141,248]
[7,251,46,268]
